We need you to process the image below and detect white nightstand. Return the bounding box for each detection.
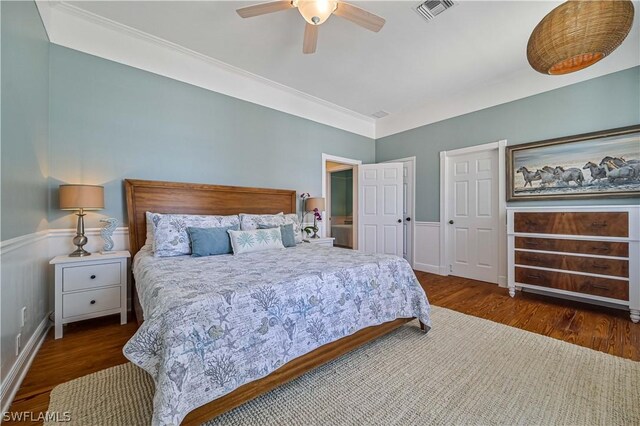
[50,251,130,339]
[303,237,335,248]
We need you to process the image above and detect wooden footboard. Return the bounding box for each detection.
[182,317,417,425]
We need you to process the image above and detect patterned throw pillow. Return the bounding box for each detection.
[258,223,296,247]
[239,213,284,231]
[152,213,240,257]
[283,213,303,244]
[228,228,285,255]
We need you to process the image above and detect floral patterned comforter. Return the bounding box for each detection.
[124,244,432,425]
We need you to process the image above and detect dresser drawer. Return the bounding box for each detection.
[514,212,628,237]
[515,237,629,257]
[63,262,121,292]
[515,251,629,278]
[62,287,121,318]
[515,267,628,300]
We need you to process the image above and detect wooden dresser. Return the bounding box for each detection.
[507,206,639,322]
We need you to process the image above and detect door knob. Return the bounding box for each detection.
[397,219,402,223]
[449,220,454,224]
[406,217,411,221]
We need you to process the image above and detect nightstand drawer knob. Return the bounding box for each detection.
[90,300,96,305]
[90,275,96,279]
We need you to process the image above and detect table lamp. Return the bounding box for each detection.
[305,197,325,239]
[59,184,104,257]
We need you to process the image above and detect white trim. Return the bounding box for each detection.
[382,156,417,268]
[47,226,128,238]
[516,284,629,307]
[440,140,507,286]
[36,1,375,138]
[1,315,51,414]
[0,230,49,254]
[321,154,362,242]
[514,248,628,260]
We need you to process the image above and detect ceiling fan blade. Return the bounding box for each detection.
[236,1,293,18]
[303,23,318,54]
[333,2,385,32]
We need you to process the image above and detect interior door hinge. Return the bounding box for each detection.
[449,264,453,273]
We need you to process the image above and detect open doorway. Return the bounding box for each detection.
[322,154,361,249]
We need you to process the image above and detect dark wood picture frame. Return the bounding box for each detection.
[506,125,640,201]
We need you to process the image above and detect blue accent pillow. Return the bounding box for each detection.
[258,223,296,247]
[187,224,239,257]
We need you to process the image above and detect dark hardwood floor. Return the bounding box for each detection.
[6,272,639,424]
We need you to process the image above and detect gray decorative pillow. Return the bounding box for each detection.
[153,213,240,257]
[228,228,285,255]
[239,213,284,231]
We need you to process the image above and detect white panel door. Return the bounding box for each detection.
[358,163,403,256]
[446,149,499,283]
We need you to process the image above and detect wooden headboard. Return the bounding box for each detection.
[124,179,297,257]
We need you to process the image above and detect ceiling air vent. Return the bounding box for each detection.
[371,110,389,119]
[415,0,455,21]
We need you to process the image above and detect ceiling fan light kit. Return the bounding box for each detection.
[527,0,635,75]
[236,0,385,54]
[294,0,338,25]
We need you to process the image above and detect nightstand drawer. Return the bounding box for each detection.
[63,262,121,292]
[62,287,121,318]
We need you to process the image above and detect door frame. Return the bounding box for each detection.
[439,140,507,287]
[382,156,416,268]
[321,153,362,243]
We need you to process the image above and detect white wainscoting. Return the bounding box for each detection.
[413,222,445,275]
[1,231,51,413]
[0,227,129,413]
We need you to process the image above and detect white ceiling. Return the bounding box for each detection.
[52,1,640,137]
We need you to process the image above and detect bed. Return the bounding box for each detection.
[123,179,431,425]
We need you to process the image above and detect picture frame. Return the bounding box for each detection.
[506,125,640,201]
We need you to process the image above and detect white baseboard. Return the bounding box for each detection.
[1,315,51,413]
[413,262,441,274]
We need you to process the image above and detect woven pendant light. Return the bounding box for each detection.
[527,0,635,75]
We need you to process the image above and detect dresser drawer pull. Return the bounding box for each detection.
[90,275,96,279]
[591,264,609,270]
[590,221,608,228]
[589,246,609,252]
[527,274,543,280]
[524,220,537,227]
[90,300,96,305]
[523,255,541,262]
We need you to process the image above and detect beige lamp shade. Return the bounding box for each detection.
[305,197,325,212]
[59,185,104,210]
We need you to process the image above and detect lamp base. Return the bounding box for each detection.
[69,248,91,257]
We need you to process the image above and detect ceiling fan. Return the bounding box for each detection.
[236,0,385,54]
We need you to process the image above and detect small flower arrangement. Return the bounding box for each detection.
[300,193,322,238]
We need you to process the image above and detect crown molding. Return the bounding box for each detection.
[36,1,375,138]
[35,1,640,140]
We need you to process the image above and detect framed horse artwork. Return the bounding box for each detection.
[506,125,640,201]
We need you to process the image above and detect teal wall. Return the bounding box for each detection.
[330,169,353,217]
[376,67,640,222]
[48,45,375,230]
[1,1,49,240]
[1,0,50,395]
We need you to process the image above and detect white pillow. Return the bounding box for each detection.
[239,213,284,231]
[228,228,285,255]
[145,211,158,247]
[152,213,239,257]
[283,213,303,244]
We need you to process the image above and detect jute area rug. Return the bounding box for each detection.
[45,306,639,425]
